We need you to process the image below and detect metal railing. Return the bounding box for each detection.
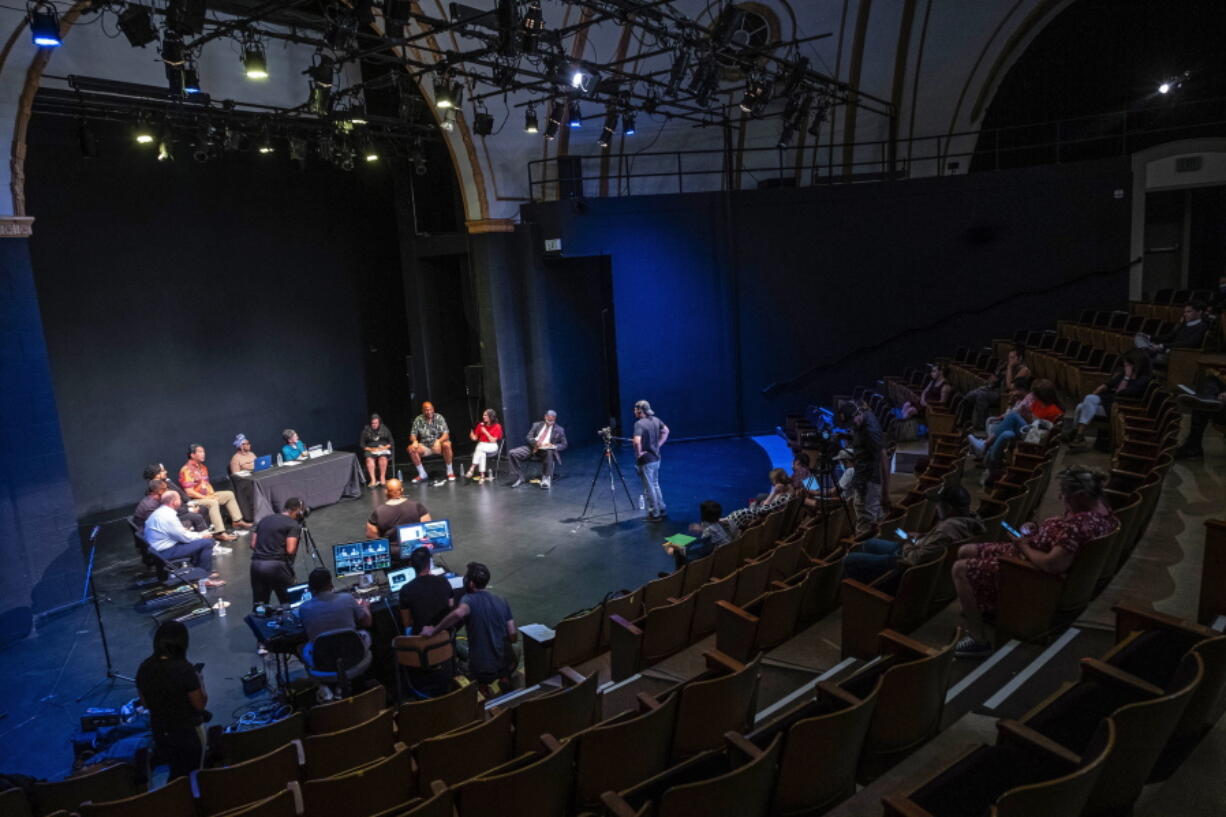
[527,94,1226,201]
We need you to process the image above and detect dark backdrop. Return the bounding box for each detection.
[519,158,1133,436]
[26,117,405,516]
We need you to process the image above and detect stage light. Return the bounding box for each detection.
[357,132,378,162]
[1158,82,1171,95]
[257,128,274,154]
[544,100,562,140]
[689,58,719,107]
[521,0,543,53]
[386,0,412,23]
[778,92,810,148]
[133,118,155,145]
[622,111,636,136]
[434,75,454,108]
[157,135,174,162]
[184,62,201,94]
[739,74,770,114]
[524,104,539,133]
[166,0,205,36]
[666,47,691,97]
[473,107,495,136]
[28,1,61,47]
[309,54,335,87]
[568,100,582,128]
[570,67,597,94]
[440,107,456,132]
[598,109,617,149]
[243,41,268,80]
[308,84,332,115]
[118,4,158,47]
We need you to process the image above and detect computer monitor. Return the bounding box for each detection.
[333,538,392,578]
[285,583,312,609]
[386,566,414,595]
[397,519,453,553]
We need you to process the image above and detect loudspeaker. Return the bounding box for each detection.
[557,156,583,199]
[464,365,484,397]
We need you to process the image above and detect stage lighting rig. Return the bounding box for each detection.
[28,1,62,48]
[132,116,155,145]
[521,0,544,54]
[473,103,495,136]
[568,100,583,128]
[570,66,599,95]
[243,38,269,80]
[118,4,158,48]
[597,108,617,149]
[777,92,810,148]
[183,61,202,95]
[157,132,174,162]
[544,99,563,140]
[739,72,770,114]
[433,74,457,109]
[357,131,379,162]
[688,56,720,108]
[524,104,539,133]
[665,46,691,97]
[622,111,636,136]
[256,125,274,154]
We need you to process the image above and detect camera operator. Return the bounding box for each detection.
[633,400,670,521]
[836,401,890,535]
[249,497,306,606]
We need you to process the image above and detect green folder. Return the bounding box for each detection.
[663,533,696,548]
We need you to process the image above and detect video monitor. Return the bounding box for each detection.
[333,538,392,578]
[396,520,454,553]
[285,583,312,608]
[386,566,414,595]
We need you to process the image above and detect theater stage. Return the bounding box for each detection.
[0,437,770,780]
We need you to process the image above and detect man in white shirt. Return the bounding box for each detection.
[144,492,222,583]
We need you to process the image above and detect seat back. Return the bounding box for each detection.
[222,712,306,765]
[550,605,604,670]
[795,557,843,626]
[453,736,577,817]
[1084,652,1204,814]
[394,681,481,748]
[642,569,686,612]
[657,734,781,817]
[751,581,805,652]
[1057,526,1120,615]
[680,552,714,597]
[766,539,803,582]
[193,742,302,817]
[888,551,946,633]
[393,631,455,671]
[307,684,386,734]
[211,788,300,817]
[601,590,642,648]
[301,745,414,817]
[710,542,740,579]
[864,631,957,760]
[689,570,737,641]
[391,785,455,817]
[574,693,679,809]
[413,708,515,795]
[732,557,773,608]
[993,719,1116,817]
[1099,494,1141,583]
[33,763,138,816]
[307,629,370,679]
[0,788,31,817]
[672,653,762,760]
[78,776,193,817]
[736,521,769,562]
[512,670,599,754]
[302,709,395,780]
[640,594,698,664]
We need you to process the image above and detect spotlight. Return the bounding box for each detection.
[1158,82,1171,95]
[569,67,597,94]
[778,93,811,148]
[357,131,378,162]
[257,128,274,154]
[184,62,201,94]
[666,47,691,97]
[473,108,495,136]
[440,107,456,132]
[622,111,636,136]
[157,135,174,162]
[386,0,412,23]
[117,4,158,48]
[598,110,617,149]
[308,84,332,116]
[28,1,61,48]
[689,59,720,107]
[289,136,308,164]
[133,117,155,145]
[524,104,539,133]
[739,74,770,114]
[568,100,582,128]
[308,53,335,87]
[545,100,562,140]
[433,75,454,108]
[191,123,215,162]
[243,41,268,80]
[166,0,206,36]
[521,0,543,54]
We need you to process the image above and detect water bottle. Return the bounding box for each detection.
[216,597,227,617]
[639,494,646,510]
[276,453,283,466]
[326,440,333,454]
[198,579,207,596]
[397,469,403,481]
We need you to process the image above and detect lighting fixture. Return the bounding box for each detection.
[524,104,539,134]
[157,135,174,162]
[473,108,495,137]
[778,93,811,148]
[569,66,597,94]
[440,108,456,132]
[357,132,378,162]
[568,100,582,128]
[740,74,770,114]
[622,112,636,136]
[433,75,454,108]
[133,118,155,145]
[665,47,691,97]
[160,35,186,66]
[166,0,206,36]
[308,84,332,116]
[243,42,268,80]
[1158,82,1171,95]
[598,110,617,149]
[117,4,158,48]
[544,100,562,140]
[184,62,201,94]
[309,54,335,87]
[257,128,274,154]
[521,0,543,54]
[28,1,61,47]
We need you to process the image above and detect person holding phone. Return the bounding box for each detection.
[842,484,983,584]
[136,621,209,780]
[950,466,1117,659]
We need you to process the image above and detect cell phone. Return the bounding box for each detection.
[1001,521,1022,539]
[894,527,910,541]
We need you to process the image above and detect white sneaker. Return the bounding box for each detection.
[540,477,552,489]
[235,529,250,536]
[212,545,233,555]
[967,435,986,458]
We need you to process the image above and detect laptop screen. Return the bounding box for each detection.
[385,567,414,594]
[253,455,273,472]
[397,519,453,553]
[285,583,312,608]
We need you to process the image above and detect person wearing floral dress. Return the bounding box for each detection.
[951,466,1117,658]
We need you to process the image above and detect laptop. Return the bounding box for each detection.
[386,567,414,595]
[253,455,273,472]
[285,583,313,609]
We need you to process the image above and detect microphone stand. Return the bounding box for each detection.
[77,525,136,701]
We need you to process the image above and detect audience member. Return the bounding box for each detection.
[968,379,1063,474]
[249,497,304,606]
[1065,352,1151,448]
[966,347,1031,431]
[229,434,256,474]
[136,621,208,781]
[143,492,221,583]
[422,562,517,695]
[665,500,732,568]
[407,402,455,482]
[837,400,888,535]
[1136,301,1210,364]
[900,363,952,420]
[951,467,1116,658]
[465,408,504,482]
[843,484,983,584]
[365,479,431,557]
[1175,370,1226,459]
[280,429,306,462]
[360,414,394,487]
[398,546,454,634]
[179,444,251,535]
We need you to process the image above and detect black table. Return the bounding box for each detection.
[231,452,363,523]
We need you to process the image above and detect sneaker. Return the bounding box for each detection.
[235,528,250,536]
[955,636,993,659]
[967,435,987,458]
[257,644,268,656]
[316,685,335,704]
[212,545,233,556]
[540,477,552,489]
[411,475,427,484]
[1177,393,1225,413]
[509,478,524,488]
[447,473,457,481]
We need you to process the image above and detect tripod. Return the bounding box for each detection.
[580,435,637,523]
[77,525,136,701]
[301,519,325,569]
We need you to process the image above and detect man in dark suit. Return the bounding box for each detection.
[507,410,568,489]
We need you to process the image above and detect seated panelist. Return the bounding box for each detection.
[507,410,568,490]
[407,402,454,483]
[229,433,257,474]
[281,429,306,462]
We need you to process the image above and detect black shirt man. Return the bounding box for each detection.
[249,497,305,605]
[398,546,454,635]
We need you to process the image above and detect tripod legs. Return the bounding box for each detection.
[579,446,637,523]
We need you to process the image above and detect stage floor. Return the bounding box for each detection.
[0,437,770,780]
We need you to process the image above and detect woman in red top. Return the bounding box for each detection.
[951,466,1117,658]
[465,409,504,482]
[970,379,1064,476]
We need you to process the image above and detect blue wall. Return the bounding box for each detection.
[0,237,83,645]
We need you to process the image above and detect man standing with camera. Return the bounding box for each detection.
[249,497,306,606]
[633,400,670,521]
[837,400,889,535]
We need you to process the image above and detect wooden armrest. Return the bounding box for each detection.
[557,666,585,687]
[770,580,791,591]
[816,680,862,708]
[841,578,895,604]
[1111,468,1147,482]
[996,720,1082,768]
[665,596,683,605]
[878,629,935,658]
[428,779,448,796]
[600,791,641,817]
[881,796,938,817]
[1112,600,1217,642]
[1079,657,1164,697]
[608,614,642,637]
[703,649,746,674]
[725,732,764,761]
[636,692,663,712]
[716,600,759,625]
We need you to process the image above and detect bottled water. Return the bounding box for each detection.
[276,453,283,466]
[639,494,646,510]
[326,440,333,454]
